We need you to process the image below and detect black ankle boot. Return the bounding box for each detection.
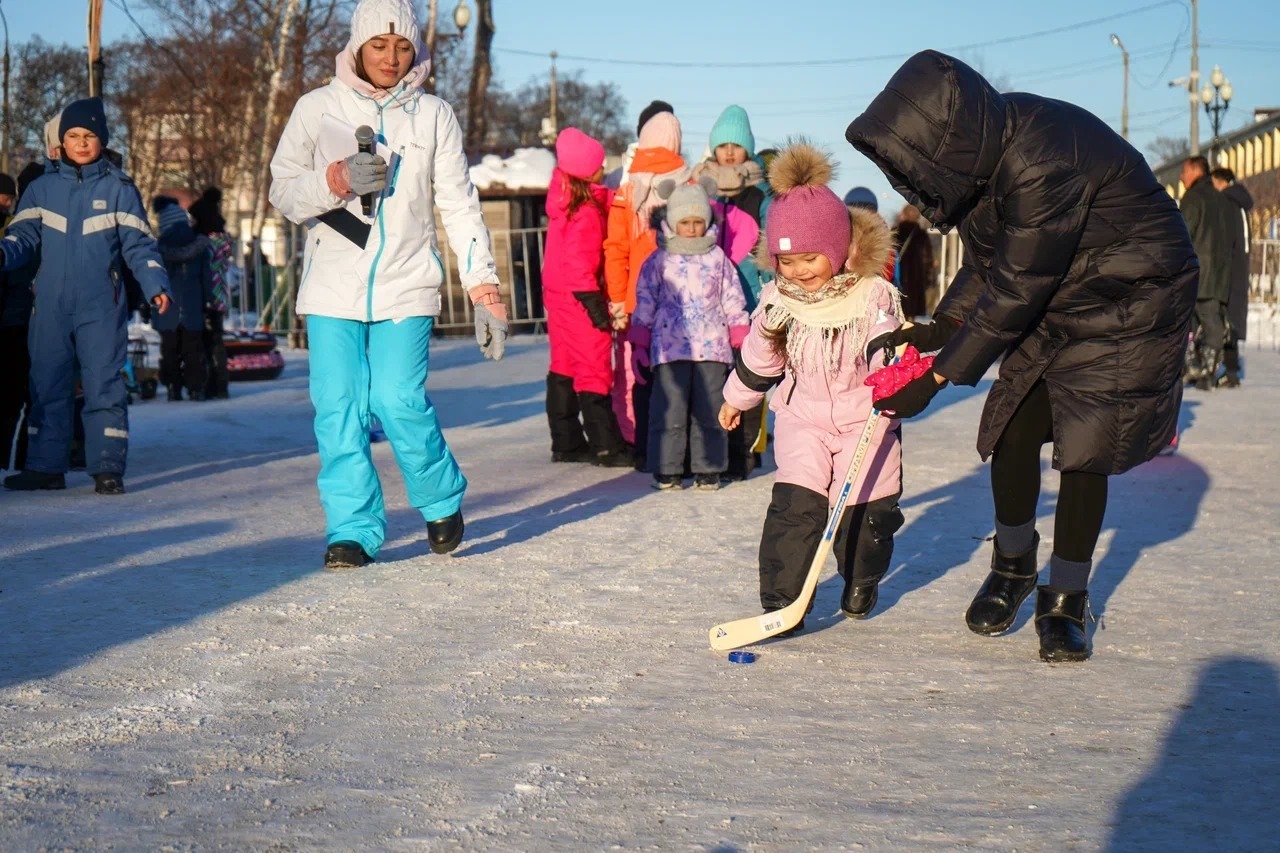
[1035,586,1091,662]
[840,581,879,619]
[966,533,1040,635]
[324,541,372,570]
[427,510,464,555]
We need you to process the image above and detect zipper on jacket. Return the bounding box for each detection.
[430,248,445,284]
[466,238,476,274]
[300,237,320,289]
[363,124,400,322]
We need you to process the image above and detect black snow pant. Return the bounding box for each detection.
[160,328,208,395]
[648,360,728,477]
[725,400,764,479]
[203,311,230,397]
[546,372,627,456]
[759,482,905,611]
[991,380,1108,564]
[0,324,30,470]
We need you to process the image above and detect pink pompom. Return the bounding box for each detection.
[864,345,937,402]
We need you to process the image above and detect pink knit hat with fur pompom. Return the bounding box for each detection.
[764,142,851,273]
[555,127,605,180]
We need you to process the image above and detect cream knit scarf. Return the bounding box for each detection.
[764,273,902,375]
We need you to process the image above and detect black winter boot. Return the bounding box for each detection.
[1034,586,1091,662]
[835,495,904,620]
[92,472,126,495]
[579,391,635,467]
[324,540,372,570]
[840,584,878,619]
[966,533,1040,635]
[3,469,66,491]
[427,510,464,555]
[167,385,183,402]
[546,373,590,460]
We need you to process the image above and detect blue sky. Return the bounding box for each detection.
[8,0,1277,208]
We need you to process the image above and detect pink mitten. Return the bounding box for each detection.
[729,325,749,349]
[864,345,937,403]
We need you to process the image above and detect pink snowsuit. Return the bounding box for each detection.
[542,168,613,395]
[723,281,903,506]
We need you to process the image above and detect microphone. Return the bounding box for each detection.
[354,125,375,217]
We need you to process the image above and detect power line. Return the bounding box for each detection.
[497,1,1184,70]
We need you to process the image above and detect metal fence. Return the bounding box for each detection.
[227,221,551,346]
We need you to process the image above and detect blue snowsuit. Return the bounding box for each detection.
[0,158,169,476]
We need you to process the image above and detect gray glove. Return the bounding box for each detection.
[346,151,387,195]
[474,302,509,361]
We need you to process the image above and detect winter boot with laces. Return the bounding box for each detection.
[427,510,464,555]
[3,469,67,491]
[966,533,1040,635]
[1034,586,1092,662]
[324,541,372,570]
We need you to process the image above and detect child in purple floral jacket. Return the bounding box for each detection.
[628,176,750,490]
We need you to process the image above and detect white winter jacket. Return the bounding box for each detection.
[269,76,499,322]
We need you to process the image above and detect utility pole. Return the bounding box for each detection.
[1110,34,1129,140]
[463,0,494,154]
[1189,0,1200,155]
[88,0,104,97]
[1,0,10,175]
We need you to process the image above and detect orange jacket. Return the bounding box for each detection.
[603,182,658,313]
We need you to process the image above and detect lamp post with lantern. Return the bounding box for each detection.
[425,0,471,95]
[1109,33,1129,141]
[1200,64,1232,164]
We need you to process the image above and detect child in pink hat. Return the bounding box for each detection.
[541,128,634,467]
[719,141,906,632]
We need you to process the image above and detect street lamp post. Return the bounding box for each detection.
[425,0,470,95]
[1200,64,1232,164]
[1110,33,1129,140]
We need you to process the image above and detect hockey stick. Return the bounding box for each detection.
[708,409,884,651]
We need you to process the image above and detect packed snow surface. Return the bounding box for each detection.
[3,335,1279,850]
[469,147,556,192]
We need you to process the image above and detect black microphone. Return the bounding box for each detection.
[354,125,375,217]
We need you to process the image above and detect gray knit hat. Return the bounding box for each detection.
[659,176,717,230]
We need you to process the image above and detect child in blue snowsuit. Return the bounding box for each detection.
[0,98,171,495]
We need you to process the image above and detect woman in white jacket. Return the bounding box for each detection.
[269,0,507,570]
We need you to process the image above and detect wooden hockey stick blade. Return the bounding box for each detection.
[708,412,883,651]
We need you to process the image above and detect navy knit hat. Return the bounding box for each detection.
[60,98,110,148]
[843,186,878,212]
[152,195,191,236]
[0,174,15,196]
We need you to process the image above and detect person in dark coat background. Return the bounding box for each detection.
[152,196,213,401]
[892,204,935,318]
[1178,156,1235,390]
[188,187,233,399]
[0,166,43,471]
[1211,167,1253,388]
[846,50,1198,664]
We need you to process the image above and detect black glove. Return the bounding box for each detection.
[874,372,944,418]
[866,315,960,365]
[574,290,613,332]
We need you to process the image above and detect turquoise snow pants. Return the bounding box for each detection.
[307,316,466,556]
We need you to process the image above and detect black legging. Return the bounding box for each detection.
[990,381,1107,563]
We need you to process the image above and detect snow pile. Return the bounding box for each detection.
[469,147,556,191]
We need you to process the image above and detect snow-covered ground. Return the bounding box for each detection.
[2,335,1278,850]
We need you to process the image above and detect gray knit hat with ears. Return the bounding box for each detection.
[660,175,717,230]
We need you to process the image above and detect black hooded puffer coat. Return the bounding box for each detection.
[846,50,1199,475]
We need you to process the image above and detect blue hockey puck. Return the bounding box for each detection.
[728,651,758,664]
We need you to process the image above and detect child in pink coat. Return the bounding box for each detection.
[542,127,632,466]
[719,142,905,631]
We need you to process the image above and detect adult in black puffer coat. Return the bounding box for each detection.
[1211,167,1253,387]
[846,50,1198,664]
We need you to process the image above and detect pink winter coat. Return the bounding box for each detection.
[723,279,903,505]
[543,168,611,296]
[543,167,613,394]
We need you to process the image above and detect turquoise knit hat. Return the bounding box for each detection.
[709,105,755,156]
